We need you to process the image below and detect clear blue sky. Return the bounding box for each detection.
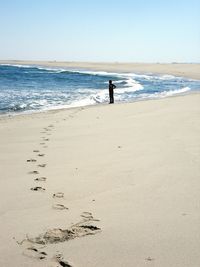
[0,0,199,62]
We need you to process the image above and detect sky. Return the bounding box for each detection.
[0,0,199,62]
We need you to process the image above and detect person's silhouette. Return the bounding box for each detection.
[109,80,116,104]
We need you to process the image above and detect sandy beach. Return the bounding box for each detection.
[0,90,200,266]
[1,0,200,264]
[1,60,200,80]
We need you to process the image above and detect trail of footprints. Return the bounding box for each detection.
[24,116,101,266]
[28,124,53,192]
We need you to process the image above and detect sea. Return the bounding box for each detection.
[0,64,200,115]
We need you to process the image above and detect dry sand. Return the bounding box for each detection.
[0,92,200,267]
[0,60,200,80]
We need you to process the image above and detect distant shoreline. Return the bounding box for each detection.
[1,60,200,80]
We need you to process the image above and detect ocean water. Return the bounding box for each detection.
[0,64,200,115]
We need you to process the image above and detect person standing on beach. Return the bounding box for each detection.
[109,80,116,104]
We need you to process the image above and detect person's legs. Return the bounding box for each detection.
[109,91,114,104]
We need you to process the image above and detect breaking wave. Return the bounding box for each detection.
[0,64,199,115]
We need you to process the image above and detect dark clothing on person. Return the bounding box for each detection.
[109,82,116,104]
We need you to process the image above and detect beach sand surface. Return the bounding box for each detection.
[0,60,200,80]
[0,93,200,267]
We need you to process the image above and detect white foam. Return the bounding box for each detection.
[159,87,191,96]
[37,66,67,73]
[68,96,98,108]
[114,77,144,94]
[139,87,191,100]
[126,78,143,89]
[0,63,36,68]
[159,74,176,80]
[122,73,153,80]
[111,80,125,84]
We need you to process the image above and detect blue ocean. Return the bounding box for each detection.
[0,64,200,115]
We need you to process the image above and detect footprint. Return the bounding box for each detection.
[52,204,68,210]
[53,254,72,267]
[43,128,50,131]
[27,159,37,162]
[48,125,54,128]
[38,154,45,157]
[30,186,45,192]
[38,164,46,168]
[40,142,45,145]
[81,212,100,222]
[53,192,64,198]
[24,219,101,244]
[29,171,39,174]
[42,138,49,142]
[81,212,93,220]
[34,177,47,182]
[23,247,47,260]
[33,150,40,153]
[145,257,155,262]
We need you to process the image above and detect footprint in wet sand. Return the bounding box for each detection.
[29,171,39,174]
[43,127,50,131]
[34,177,47,182]
[22,213,101,245]
[38,153,45,157]
[53,192,64,198]
[52,204,68,210]
[81,212,99,221]
[43,138,49,141]
[33,150,40,153]
[18,210,99,266]
[145,257,155,262]
[52,254,73,267]
[30,186,45,191]
[27,159,37,162]
[38,164,46,168]
[23,246,47,260]
[40,142,45,145]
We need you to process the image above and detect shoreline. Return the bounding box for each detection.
[1,60,200,80]
[0,90,199,120]
[0,61,200,117]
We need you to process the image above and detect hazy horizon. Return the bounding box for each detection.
[1,60,200,64]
